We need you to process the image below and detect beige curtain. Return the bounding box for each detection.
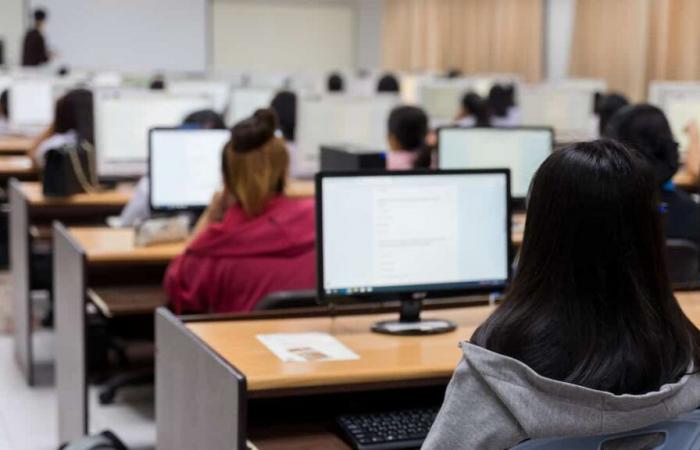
[570,0,700,101]
[382,0,544,82]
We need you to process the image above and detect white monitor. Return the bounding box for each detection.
[168,80,232,113]
[8,79,54,129]
[318,171,511,301]
[519,80,605,142]
[419,80,471,125]
[149,128,230,212]
[295,95,399,176]
[648,82,700,152]
[94,90,213,178]
[438,127,553,199]
[226,88,275,126]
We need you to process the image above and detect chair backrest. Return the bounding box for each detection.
[666,239,700,285]
[254,289,318,311]
[512,409,700,450]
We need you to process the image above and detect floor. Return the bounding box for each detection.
[0,272,156,450]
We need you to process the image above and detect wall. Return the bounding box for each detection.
[212,0,357,72]
[545,0,577,80]
[0,0,26,66]
[355,0,383,70]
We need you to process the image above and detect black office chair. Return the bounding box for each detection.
[254,289,318,311]
[666,239,700,286]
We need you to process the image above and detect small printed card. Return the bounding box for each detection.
[257,332,360,362]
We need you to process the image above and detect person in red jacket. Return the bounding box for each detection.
[164,108,316,314]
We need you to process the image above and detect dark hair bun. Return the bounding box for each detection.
[231,108,278,153]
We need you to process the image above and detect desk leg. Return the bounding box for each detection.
[9,179,32,385]
[54,222,88,444]
[156,309,247,450]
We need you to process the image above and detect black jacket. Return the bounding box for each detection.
[22,29,49,66]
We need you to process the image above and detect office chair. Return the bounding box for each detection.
[254,289,318,311]
[512,409,700,449]
[666,239,700,286]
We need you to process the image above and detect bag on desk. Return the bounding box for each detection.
[42,140,98,197]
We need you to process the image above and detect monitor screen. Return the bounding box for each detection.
[318,171,510,299]
[149,128,231,211]
[519,85,599,141]
[438,127,553,198]
[226,88,275,127]
[94,90,213,178]
[9,79,54,128]
[168,80,232,113]
[661,94,700,152]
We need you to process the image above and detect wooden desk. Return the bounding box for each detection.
[69,227,184,265]
[0,136,34,155]
[285,179,314,198]
[156,292,700,450]
[9,180,133,386]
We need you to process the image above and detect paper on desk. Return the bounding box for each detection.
[257,332,360,362]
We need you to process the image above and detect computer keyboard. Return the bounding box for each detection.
[337,407,439,450]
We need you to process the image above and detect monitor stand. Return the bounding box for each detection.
[371,297,457,336]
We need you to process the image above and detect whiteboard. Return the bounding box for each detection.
[29,0,208,72]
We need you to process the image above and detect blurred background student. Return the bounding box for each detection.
[164,109,316,314]
[604,104,700,252]
[29,89,94,168]
[456,92,491,127]
[22,8,51,67]
[386,105,432,170]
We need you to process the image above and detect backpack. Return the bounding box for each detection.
[42,139,98,197]
[61,430,128,450]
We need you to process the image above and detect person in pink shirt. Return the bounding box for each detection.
[164,108,316,314]
[386,105,433,170]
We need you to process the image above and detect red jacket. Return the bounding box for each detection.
[164,196,316,314]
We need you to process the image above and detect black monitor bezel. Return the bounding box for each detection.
[315,169,513,304]
[436,125,554,206]
[148,127,229,214]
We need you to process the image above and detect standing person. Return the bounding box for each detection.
[22,9,51,67]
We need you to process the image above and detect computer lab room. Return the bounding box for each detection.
[4,0,700,449]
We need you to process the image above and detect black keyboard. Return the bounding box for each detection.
[337,408,439,450]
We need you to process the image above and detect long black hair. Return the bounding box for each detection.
[54,89,94,145]
[472,139,700,395]
[270,90,297,141]
[461,92,491,127]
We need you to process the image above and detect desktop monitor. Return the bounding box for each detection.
[168,80,232,113]
[296,95,398,176]
[226,88,275,126]
[94,90,213,179]
[8,79,54,129]
[320,145,386,172]
[149,128,231,213]
[316,170,512,335]
[438,127,553,206]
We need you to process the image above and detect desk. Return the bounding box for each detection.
[0,156,37,190]
[155,291,700,450]
[9,181,132,386]
[0,136,34,155]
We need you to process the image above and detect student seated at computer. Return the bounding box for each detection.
[488,84,519,127]
[386,105,433,170]
[327,72,345,93]
[118,109,226,227]
[455,92,491,127]
[270,90,299,173]
[604,104,700,250]
[29,89,94,168]
[164,109,315,314]
[424,139,700,449]
[377,73,401,94]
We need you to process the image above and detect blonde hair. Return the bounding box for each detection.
[223,109,289,217]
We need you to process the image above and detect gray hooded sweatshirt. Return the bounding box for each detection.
[422,342,700,449]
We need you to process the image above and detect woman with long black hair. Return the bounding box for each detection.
[424,140,700,449]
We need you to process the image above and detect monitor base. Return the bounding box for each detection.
[371,319,457,336]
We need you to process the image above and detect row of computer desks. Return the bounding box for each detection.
[3,129,700,450]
